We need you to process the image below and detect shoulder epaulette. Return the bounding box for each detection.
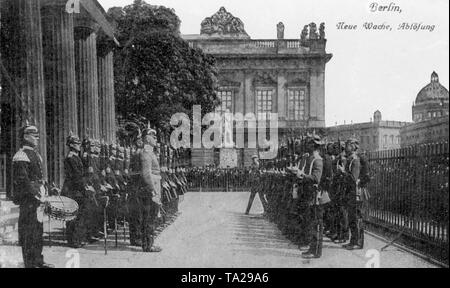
[13,149,30,163]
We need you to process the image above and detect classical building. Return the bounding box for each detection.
[0,0,118,198]
[400,72,449,147]
[326,110,410,152]
[183,7,332,167]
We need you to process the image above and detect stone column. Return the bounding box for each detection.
[309,66,326,127]
[74,13,100,140]
[0,0,48,195]
[41,0,78,186]
[97,37,116,144]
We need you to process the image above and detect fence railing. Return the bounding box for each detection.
[366,141,449,264]
[0,154,7,195]
[187,169,252,192]
[186,141,449,264]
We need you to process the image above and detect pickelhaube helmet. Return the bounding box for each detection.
[305,132,323,146]
[19,121,39,139]
[346,138,359,150]
[66,131,81,147]
[82,138,91,150]
[142,122,157,138]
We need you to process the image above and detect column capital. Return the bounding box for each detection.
[97,33,116,56]
[74,9,100,34]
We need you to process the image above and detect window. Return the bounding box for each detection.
[383,135,388,144]
[216,90,233,114]
[256,89,273,119]
[288,89,306,120]
[390,135,394,144]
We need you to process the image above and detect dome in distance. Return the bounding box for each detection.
[415,71,449,104]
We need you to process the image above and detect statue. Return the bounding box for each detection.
[222,109,234,148]
[309,22,318,39]
[319,23,325,39]
[300,25,309,42]
[277,22,285,39]
[200,7,249,37]
[200,17,213,34]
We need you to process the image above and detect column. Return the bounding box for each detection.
[41,0,78,186]
[97,37,116,144]
[309,66,326,127]
[0,0,48,196]
[74,13,100,140]
[277,73,287,119]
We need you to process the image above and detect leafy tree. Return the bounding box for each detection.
[109,0,219,140]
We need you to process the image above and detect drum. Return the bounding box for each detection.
[44,196,79,221]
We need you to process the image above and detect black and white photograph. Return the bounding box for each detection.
[0,0,448,272]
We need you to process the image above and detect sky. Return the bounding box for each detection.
[98,0,449,127]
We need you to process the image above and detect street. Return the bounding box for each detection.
[1,192,437,268]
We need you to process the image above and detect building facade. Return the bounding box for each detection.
[183,7,332,167]
[326,110,410,152]
[400,72,449,147]
[0,0,118,197]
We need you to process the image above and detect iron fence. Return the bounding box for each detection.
[366,141,449,264]
[185,141,449,264]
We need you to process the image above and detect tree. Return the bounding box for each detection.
[109,0,219,139]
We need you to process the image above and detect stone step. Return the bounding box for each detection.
[0,200,20,243]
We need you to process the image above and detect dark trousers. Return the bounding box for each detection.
[66,196,88,245]
[18,203,44,268]
[348,201,364,247]
[336,203,349,240]
[128,196,141,244]
[139,196,159,251]
[245,188,268,214]
[306,205,324,257]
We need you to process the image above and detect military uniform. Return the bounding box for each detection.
[331,151,349,243]
[128,146,143,246]
[321,151,334,236]
[343,140,363,250]
[300,149,324,258]
[137,127,162,252]
[63,136,89,247]
[245,156,268,215]
[12,125,52,268]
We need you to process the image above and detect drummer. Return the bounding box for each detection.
[12,123,54,268]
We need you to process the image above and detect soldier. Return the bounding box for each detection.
[342,138,363,250]
[295,134,324,259]
[115,145,127,226]
[321,142,335,237]
[330,141,349,243]
[245,154,267,215]
[12,123,54,268]
[137,126,163,252]
[128,137,143,246]
[63,133,91,248]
